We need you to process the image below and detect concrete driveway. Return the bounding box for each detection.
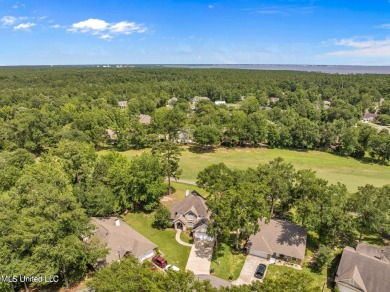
[186,239,213,275]
[232,255,268,285]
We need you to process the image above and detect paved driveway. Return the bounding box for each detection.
[232,255,268,285]
[186,239,213,274]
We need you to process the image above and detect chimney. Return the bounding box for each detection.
[380,249,385,261]
[115,219,120,227]
[185,188,190,197]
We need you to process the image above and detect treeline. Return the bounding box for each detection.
[197,158,390,248]
[0,67,389,162]
[0,141,169,289]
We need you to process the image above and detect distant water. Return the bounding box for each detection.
[161,64,390,74]
[5,64,390,74]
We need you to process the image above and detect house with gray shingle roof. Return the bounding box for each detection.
[91,217,157,264]
[335,242,390,292]
[118,101,128,109]
[170,189,212,241]
[247,219,307,266]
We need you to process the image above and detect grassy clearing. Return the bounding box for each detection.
[123,212,191,270]
[160,182,208,208]
[211,244,246,281]
[102,147,390,192]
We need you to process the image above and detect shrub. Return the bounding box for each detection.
[152,205,172,229]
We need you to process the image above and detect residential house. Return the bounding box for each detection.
[323,100,332,109]
[189,96,210,110]
[105,129,117,143]
[176,130,193,144]
[362,113,378,123]
[269,97,280,103]
[167,97,178,108]
[91,217,157,264]
[246,219,307,266]
[118,101,128,109]
[170,189,212,241]
[335,242,390,292]
[139,114,152,125]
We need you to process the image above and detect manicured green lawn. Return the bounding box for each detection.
[123,212,191,270]
[266,264,330,292]
[211,244,246,281]
[180,231,193,244]
[102,147,390,192]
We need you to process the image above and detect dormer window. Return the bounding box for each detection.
[186,212,197,220]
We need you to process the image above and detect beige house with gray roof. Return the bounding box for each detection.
[335,243,390,292]
[247,219,307,266]
[91,217,157,264]
[170,189,212,241]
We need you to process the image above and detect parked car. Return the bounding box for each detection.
[150,263,157,272]
[254,264,267,279]
[164,264,180,272]
[152,255,168,269]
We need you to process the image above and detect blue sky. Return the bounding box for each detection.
[1,0,390,65]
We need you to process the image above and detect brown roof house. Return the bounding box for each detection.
[170,189,213,241]
[335,242,390,292]
[247,219,307,266]
[139,114,152,125]
[362,113,378,123]
[91,217,157,264]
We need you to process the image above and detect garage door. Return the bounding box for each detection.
[138,250,155,262]
[195,232,214,241]
[249,250,268,259]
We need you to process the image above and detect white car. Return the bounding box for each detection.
[164,264,180,272]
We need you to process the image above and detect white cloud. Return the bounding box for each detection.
[12,2,25,9]
[68,18,147,39]
[379,23,390,29]
[326,37,390,57]
[51,24,63,29]
[208,4,214,9]
[69,18,109,33]
[14,22,35,30]
[109,21,146,34]
[100,34,113,40]
[1,16,17,25]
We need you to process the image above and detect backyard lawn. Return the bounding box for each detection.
[100,146,390,192]
[160,182,208,208]
[123,212,191,270]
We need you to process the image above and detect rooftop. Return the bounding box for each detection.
[249,219,307,260]
[336,243,390,292]
[91,217,157,263]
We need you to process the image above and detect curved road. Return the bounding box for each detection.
[165,178,197,186]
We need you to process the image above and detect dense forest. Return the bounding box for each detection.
[0,67,389,161]
[0,67,389,291]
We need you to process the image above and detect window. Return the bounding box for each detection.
[187,222,194,227]
[186,212,196,220]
